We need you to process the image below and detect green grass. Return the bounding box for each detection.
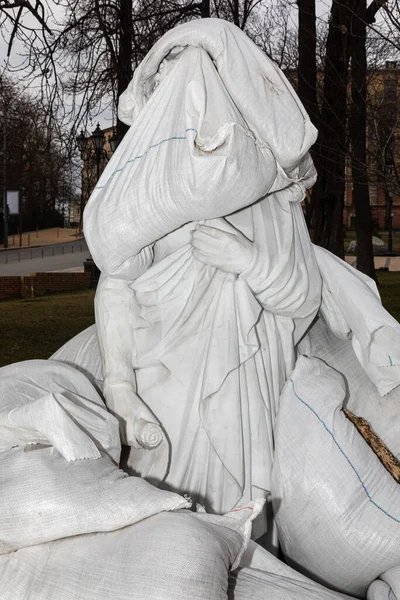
[377,271,400,322]
[344,232,400,254]
[0,289,95,367]
[0,275,399,367]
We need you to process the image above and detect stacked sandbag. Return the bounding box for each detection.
[367,567,400,600]
[0,504,262,600]
[0,360,190,554]
[271,356,400,598]
[231,541,356,600]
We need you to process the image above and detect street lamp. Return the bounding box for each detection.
[386,163,395,254]
[76,124,120,230]
[91,123,106,181]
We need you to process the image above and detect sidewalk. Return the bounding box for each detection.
[345,255,400,271]
[0,227,83,250]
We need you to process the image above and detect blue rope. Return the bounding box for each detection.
[289,378,400,524]
[95,128,198,189]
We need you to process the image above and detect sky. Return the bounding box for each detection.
[0,0,393,133]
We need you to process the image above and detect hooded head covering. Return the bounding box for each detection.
[84,19,317,278]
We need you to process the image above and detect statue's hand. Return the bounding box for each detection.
[191,223,254,275]
[103,381,163,450]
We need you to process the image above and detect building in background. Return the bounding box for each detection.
[344,60,400,230]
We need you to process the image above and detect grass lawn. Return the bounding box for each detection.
[0,289,95,367]
[0,273,399,367]
[344,231,400,254]
[376,271,400,322]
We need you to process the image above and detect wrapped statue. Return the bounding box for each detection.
[53,19,400,556]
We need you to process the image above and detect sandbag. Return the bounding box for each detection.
[299,317,400,459]
[0,360,189,554]
[51,325,103,391]
[0,359,117,460]
[84,19,317,278]
[230,541,356,599]
[367,567,400,600]
[0,505,261,600]
[271,356,400,598]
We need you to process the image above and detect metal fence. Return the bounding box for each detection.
[0,240,89,265]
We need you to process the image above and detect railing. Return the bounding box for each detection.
[0,240,89,265]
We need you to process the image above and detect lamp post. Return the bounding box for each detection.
[2,108,7,248]
[386,164,395,254]
[76,124,120,286]
[76,123,120,231]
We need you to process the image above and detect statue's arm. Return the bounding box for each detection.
[95,273,163,449]
[95,273,137,391]
[240,201,321,322]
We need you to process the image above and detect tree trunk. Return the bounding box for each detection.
[117,0,133,141]
[349,0,376,280]
[297,0,320,227]
[312,0,351,259]
[201,0,210,18]
[297,0,318,127]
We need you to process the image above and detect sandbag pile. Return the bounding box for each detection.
[0,361,190,555]
[0,358,398,599]
[0,358,264,600]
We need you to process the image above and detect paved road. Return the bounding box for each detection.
[0,240,90,276]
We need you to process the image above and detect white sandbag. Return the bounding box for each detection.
[367,567,400,600]
[0,359,117,461]
[0,360,189,554]
[50,325,103,391]
[232,540,356,599]
[84,19,317,278]
[299,317,400,459]
[229,568,356,600]
[271,356,400,598]
[0,504,261,600]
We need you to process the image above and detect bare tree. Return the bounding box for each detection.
[0,0,52,56]
[348,0,388,278]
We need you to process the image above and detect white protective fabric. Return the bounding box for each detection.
[0,359,118,461]
[313,245,400,396]
[56,16,400,570]
[367,567,400,600]
[84,18,317,278]
[0,505,261,600]
[230,541,356,600]
[0,360,189,554]
[51,325,103,391]
[299,316,400,459]
[271,355,400,598]
[81,19,322,546]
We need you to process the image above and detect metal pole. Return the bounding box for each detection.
[96,151,101,182]
[3,109,7,248]
[388,194,393,254]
